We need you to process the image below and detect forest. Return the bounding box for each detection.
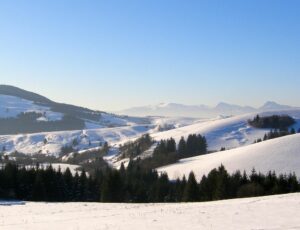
[0,162,299,203]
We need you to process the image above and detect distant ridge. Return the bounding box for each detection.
[0,85,103,121]
[0,85,150,134]
[117,101,298,118]
[0,85,52,105]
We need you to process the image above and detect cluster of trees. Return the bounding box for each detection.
[180,166,299,202]
[254,128,299,144]
[249,115,295,129]
[0,163,94,201]
[142,134,207,169]
[154,134,207,158]
[119,134,154,159]
[0,112,85,135]
[0,163,299,203]
[177,134,207,158]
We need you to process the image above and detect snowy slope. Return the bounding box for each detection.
[158,133,300,181]
[0,95,63,121]
[0,87,153,132]
[0,116,199,157]
[152,109,300,151]
[1,109,299,158]
[0,125,155,157]
[1,193,300,230]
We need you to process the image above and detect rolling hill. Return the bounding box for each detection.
[152,110,300,151]
[0,85,150,134]
[158,133,300,181]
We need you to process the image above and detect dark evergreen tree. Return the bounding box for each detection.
[178,137,187,156]
[101,170,124,202]
[183,172,200,202]
[290,128,296,134]
[32,171,46,201]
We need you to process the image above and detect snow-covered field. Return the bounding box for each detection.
[0,193,299,230]
[158,133,300,181]
[0,125,155,156]
[0,108,299,163]
[153,110,300,151]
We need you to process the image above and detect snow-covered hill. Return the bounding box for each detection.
[152,110,300,151]
[0,85,153,134]
[158,133,300,181]
[0,95,64,121]
[1,109,299,159]
[1,193,299,230]
[0,125,155,156]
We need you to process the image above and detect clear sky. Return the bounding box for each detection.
[1,0,300,111]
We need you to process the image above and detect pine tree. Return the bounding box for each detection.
[166,138,176,153]
[72,172,80,201]
[101,170,124,202]
[63,168,73,201]
[79,170,88,200]
[178,137,187,156]
[32,171,46,201]
[182,172,200,202]
[290,128,296,134]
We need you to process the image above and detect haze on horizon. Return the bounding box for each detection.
[1,1,300,111]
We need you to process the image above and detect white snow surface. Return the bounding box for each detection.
[158,133,300,181]
[0,95,63,121]
[0,193,300,229]
[152,110,300,151]
[0,125,154,157]
[0,109,299,159]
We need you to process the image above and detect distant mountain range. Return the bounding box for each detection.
[117,101,298,118]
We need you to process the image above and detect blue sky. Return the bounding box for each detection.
[1,0,300,111]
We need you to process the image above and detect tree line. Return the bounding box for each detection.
[0,112,85,135]
[254,127,299,143]
[118,134,154,159]
[0,162,298,203]
[249,114,295,129]
[134,134,207,170]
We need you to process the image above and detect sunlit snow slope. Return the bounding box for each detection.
[0,125,154,156]
[152,110,300,151]
[0,109,299,157]
[158,133,300,181]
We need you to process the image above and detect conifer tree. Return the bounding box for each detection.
[183,172,200,202]
[178,137,187,156]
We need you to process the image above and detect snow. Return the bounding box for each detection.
[0,125,155,156]
[0,193,299,229]
[1,109,299,161]
[0,94,151,129]
[152,109,300,151]
[158,133,300,181]
[152,116,202,130]
[40,163,82,175]
[0,95,63,121]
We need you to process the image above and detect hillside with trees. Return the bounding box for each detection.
[0,112,85,135]
[248,114,295,129]
[0,163,299,203]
